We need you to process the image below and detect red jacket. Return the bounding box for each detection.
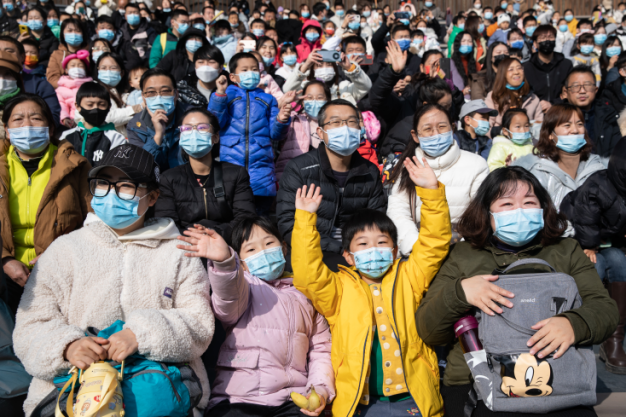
[296,20,322,63]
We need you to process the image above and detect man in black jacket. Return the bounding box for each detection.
[368,21,420,83]
[276,99,387,271]
[0,2,18,38]
[600,53,626,116]
[117,2,157,72]
[522,24,572,110]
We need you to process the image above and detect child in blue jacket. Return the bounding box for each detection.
[208,52,291,213]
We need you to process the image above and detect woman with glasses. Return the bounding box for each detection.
[0,94,91,315]
[387,103,488,256]
[155,108,255,242]
[13,143,215,417]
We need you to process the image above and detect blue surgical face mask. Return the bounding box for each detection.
[500,1,507,8]
[484,12,493,20]
[9,126,50,155]
[252,28,265,37]
[3,3,12,11]
[302,11,310,18]
[459,44,473,54]
[525,26,537,37]
[607,46,622,57]
[305,31,320,42]
[594,34,607,45]
[458,23,465,30]
[186,39,203,53]
[244,246,286,281]
[126,13,140,26]
[92,50,104,63]
[471,117,490,136]
[478,23,485,33]
[230,22,239,28]
[99,70,122,87]
[180,130,213,158]
[399,18,410,25]
[47,18,59,27]
[214,34,233,44]
[323,124,361,156]
[565,14,573,22]
[348,21,360,30]
[65,32,83,46]
[145,95,176,115]
[559,24,568,32]
[262,55,274,66]
[163,7,171,12]
[303,99,326,118]
[506,80,525,90]
[419,131,454,157]
[283,54,297,66]
[425,1,433,7]
[27,19,43,31]
[507,129,531,145]
[98,28,115,41]
[555,133,587,153]
[580,44,594,55]
[363,11,371,17]
[194,23,205,31]
[336,10,344,16]
[511,40,524,49]
[351,246,394,278]
[177,22,189,34]
[91,190,148,230]
[412,38,423,48]
[491,208,544,247]
[237,70,260,90]
[396,38,411,51]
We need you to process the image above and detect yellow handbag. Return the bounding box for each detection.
[55,362,125,417]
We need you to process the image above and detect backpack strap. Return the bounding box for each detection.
[499,258,557,274]
[160,32,167,54]
[213,162,231,219]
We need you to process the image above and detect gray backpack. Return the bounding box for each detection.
[464,258,596,415]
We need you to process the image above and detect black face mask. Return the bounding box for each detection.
[492,54,507,68]
[79,107,109,127]
[538,40,556,55]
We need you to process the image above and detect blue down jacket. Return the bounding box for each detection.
[208,84,289,197]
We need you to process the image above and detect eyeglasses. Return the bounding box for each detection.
[93,46,111,52]
[142,87,174,98]
[180,123,212,134]
[322,117,360,129]
[89,178,147,200]
[567,82,596,92]
[417,123,451,137]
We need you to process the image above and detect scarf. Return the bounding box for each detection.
[77,121,116,156]
[0,87,20,106]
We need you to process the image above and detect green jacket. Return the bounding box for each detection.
[149,29,178,68]
[447,25,463,58]
[416,238,618,387]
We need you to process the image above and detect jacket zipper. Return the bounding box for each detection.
[203,189,208,219]
[245,91,250,169]
[129,370,182,401]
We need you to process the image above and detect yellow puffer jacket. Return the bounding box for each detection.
[292,184,451,417]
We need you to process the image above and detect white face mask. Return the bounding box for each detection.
[196,65,220,83]
[68,67,86,79]
[0,78,17,95]
[315,67,335,82]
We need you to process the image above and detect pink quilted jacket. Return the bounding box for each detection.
[275,112,319,180]
[206,250,335,410]
[56,75,93,121]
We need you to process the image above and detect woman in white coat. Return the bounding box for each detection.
[282,49,371,106]
[13,145,215,417]
[387,103,489,256]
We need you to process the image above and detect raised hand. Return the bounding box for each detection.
[386,40,407,73]
[177,225,231,262]
[403,156,438,190]
[301,49,323,73]
[277,90,296,110]
[278,102,292,122]
[216,74,228,94]
[295,184,323,213]
[340,52,353,71]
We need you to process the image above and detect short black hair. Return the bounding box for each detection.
[27,6,47,21]
[20,37,40,50]
[318,98,359,127]
[0,35,24,57]
[532,24,556,42]
[500,107,529,131]
[577,18,592,28]
[194,44,225,67]
[95,15,115,27]
[390,23,411,38]
[171,9,189,20]
[125,2,140,12]
[342,35,366,51]
[76,81,111,109]
[250,18,267,28]
[139,67,176,91]
[313,2,326,17]
[565,65,596,86]
[59,18,87,49]
[231,216,283,253]
[212,19,232,33]
[228,51,258,73]
[341,209,398,252]
[522,15,537,27]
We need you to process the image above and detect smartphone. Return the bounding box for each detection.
[318,50,341,62]
[361,54,374,65]
[19,24,29,35]
[394,12,411,20]
[240,40,256,51]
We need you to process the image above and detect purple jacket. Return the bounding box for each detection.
[207,250,335,409]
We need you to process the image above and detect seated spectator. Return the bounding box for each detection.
[1,94,91,315]
[514,103,606,209]
[507,28,528,61]
[56,49,93,128]
[59,81,126,166]
[387,103,488,255]
[176,44,225,107]
[90,38,111,67]
[149,8,188,68]
[276,99,386,270]
[416,166,618,417]
[273,41,298,89]
[20,38,45,78]
[128,68,187,171]
[211,19,238,64]
[46,17,90,88]
[455,99,498,159]
[602,53,626,117]
[451,30,479,96]
[556,17,574,53]
[177,216,334,416]
[155,108,256,241]
[12,144,214,416]
[469,41,508,99]
[599,35,622,86]
[124,65,148,106]
[295,20,322,62]
[487,12,511,46]
[571,33,602,85]
[118,2,158,72]
[156,28,210,82]
[256,35,277,74]
[487,108,535,171]
[24,6,58,68]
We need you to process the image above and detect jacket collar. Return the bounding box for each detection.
[456,129,490,154]
[415,138,461,170]
[529,51,565,72]
[317,143,371,183]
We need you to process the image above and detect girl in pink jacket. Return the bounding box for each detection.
[178,216,334,417]
[56,50,93,128]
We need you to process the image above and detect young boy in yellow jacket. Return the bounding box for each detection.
[291,155,452,417]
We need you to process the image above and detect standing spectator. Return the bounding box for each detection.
[149,9,188,68]
[46,18,90,88]
[455,99,498,159]
[487,108,535,171]
[117,2,157,72]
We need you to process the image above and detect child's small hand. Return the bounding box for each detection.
[299,393,327,416]
[403,156,438,190]
[177,225,231,262]
[277,90,296,109]
[216,74,228,94]
[62,118,76,128]
[278,102,292,122]
[295,184,323,213]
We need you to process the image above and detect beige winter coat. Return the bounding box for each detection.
[13,214,215,416]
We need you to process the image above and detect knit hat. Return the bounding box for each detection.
[62,49,90,70]
[0,50,21,73]
[497,13,511,25]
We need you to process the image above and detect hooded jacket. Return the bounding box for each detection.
[148,27,178,68]
[207,84,289,197]
[118,19,157,72]
[59,125,127,166]
[296,20,322,63]
[387,141,488,256]
[522,52,573,104]
[55,75,94,121]
[513,152,607,209]
[291,184,451,417]
[486,135,534,171]
[13,214,215,416]
[206,250,334,409]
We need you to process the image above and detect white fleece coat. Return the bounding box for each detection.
[387,141,489,256]
[13,214,215,416]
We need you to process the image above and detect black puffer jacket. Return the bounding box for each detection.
[600,78,626,116]
[117,19,157,72]
[276,144,387,254]
[154,161,256,244]
[585,98,624,158]
[156,29,210,82]
[561,138,626,250]
[522,52,572,104]
[36,27,59,68]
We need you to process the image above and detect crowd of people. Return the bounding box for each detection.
[1,0,626,416]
